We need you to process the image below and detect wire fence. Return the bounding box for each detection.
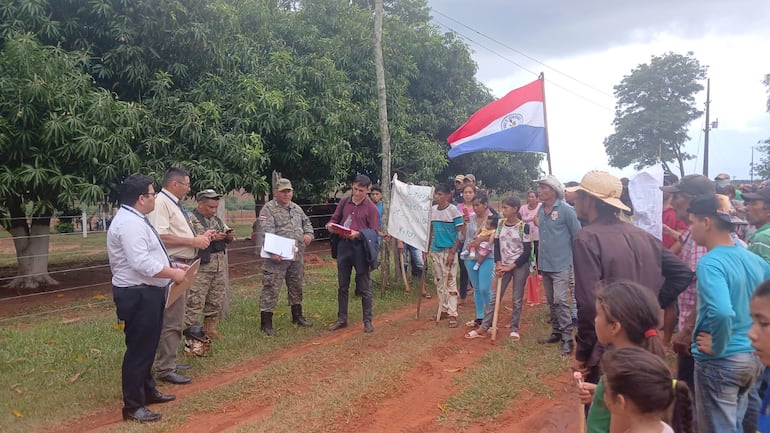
[0,242,337,323]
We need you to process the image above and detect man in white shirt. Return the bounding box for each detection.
[147,167,211,384]
[108,174,187,422]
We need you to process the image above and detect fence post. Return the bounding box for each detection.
[81,205,88,238]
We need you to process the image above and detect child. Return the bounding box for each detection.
[749,279,770,433]
[578,281,672,433]
[462,215,497,270]
[430,183,464,328]
[465,196,530,341]
[602,347,694,433]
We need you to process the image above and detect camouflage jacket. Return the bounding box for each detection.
[190,210,230,270]
[257,200,314,252]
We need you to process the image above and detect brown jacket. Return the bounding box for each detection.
[572,215,693,366]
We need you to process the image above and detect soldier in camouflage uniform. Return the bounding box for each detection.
[184,189,233,340]
[257,178,314,336]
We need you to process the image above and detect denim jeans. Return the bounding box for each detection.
[480,264,528,331]
[694,353,762,433]
[402,243,424,277]
[541,268,573,342]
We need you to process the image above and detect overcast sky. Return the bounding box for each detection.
[427,0,770,183]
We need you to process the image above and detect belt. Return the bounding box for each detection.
[170,256,198,265]
[115,284,165,290]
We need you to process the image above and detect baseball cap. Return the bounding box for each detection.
[660,174,715,196]
[533,174,564,199]
[687,194,746,225]
[275,178,293,191]
[454,175,465,182]
[464,174,476,183]
[565,170,630,212]
[742,187,770,202]
[196,189,222,201]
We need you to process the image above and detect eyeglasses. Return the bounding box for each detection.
[175,180,190,187]
[142,192,159,198]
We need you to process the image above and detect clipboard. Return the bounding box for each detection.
[260,232,297,260]
[166,259,200,309]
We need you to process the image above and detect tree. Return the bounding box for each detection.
[604,52,707,178]
[0,33,143,289]
[373,0,392,286]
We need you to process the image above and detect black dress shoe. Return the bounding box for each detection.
[158,371,192,385]
[122,406,162,422]
[537,333,561,344]
[146,390,176,405]
[560,340,574,355]
[328,321,347,331]
[364,321,374,333]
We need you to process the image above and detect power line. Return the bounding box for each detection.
[432,8,615,100]
[432,20,612,111]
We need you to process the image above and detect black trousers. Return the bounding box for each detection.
[457,249,470,299]
[113,285,166,410]
[336,239,373,323]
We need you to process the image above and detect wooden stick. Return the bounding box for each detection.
[490,275,503,341]
[399,249,411,293]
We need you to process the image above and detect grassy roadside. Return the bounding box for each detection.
[442,313,570,431]
[0,257,417,433]
[0,254,568,433]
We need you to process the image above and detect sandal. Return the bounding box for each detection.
[465,320,479,328]
[448,317,459,328]
[421,293,432,299]
[509,331,521,341]
[465,329,486,339]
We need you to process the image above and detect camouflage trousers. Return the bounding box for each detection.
[184,268,226,327]
[260,257,304,312]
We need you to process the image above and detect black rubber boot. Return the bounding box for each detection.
[291,304,312,327]
[260,311,275,336]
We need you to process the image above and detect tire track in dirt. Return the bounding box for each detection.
[47,291,578,433]
[48,299,439,433]
[331,304,579,433]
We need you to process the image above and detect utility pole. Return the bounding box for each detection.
[702,78,710,177]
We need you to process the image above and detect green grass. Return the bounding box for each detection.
[0,255,569,433]
[442,308,569,430]
[0,255,416,433]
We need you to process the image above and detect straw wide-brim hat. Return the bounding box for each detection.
[564,170,630,212]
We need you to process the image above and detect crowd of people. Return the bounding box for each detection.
[106,166,770,432]
[422,169,770,433]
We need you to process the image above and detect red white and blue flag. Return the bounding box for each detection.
[447,78,547,158]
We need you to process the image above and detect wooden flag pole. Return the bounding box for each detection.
[539,72,553,175]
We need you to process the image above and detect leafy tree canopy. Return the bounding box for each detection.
[604,52,707,178]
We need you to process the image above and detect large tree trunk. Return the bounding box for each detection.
[374,0,391,289]
[6,217,58,290]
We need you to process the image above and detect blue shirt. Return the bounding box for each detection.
[536,199,581,272]
[692,245,770,360]
[431,204,463,252]
[759,390,770,433]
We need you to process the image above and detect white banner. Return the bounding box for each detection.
[387,174,433,252]
[629,164,664,240]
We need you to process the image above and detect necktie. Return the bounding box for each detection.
[121,204,172,266]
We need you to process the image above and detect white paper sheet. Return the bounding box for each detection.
[260,232,296,260]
